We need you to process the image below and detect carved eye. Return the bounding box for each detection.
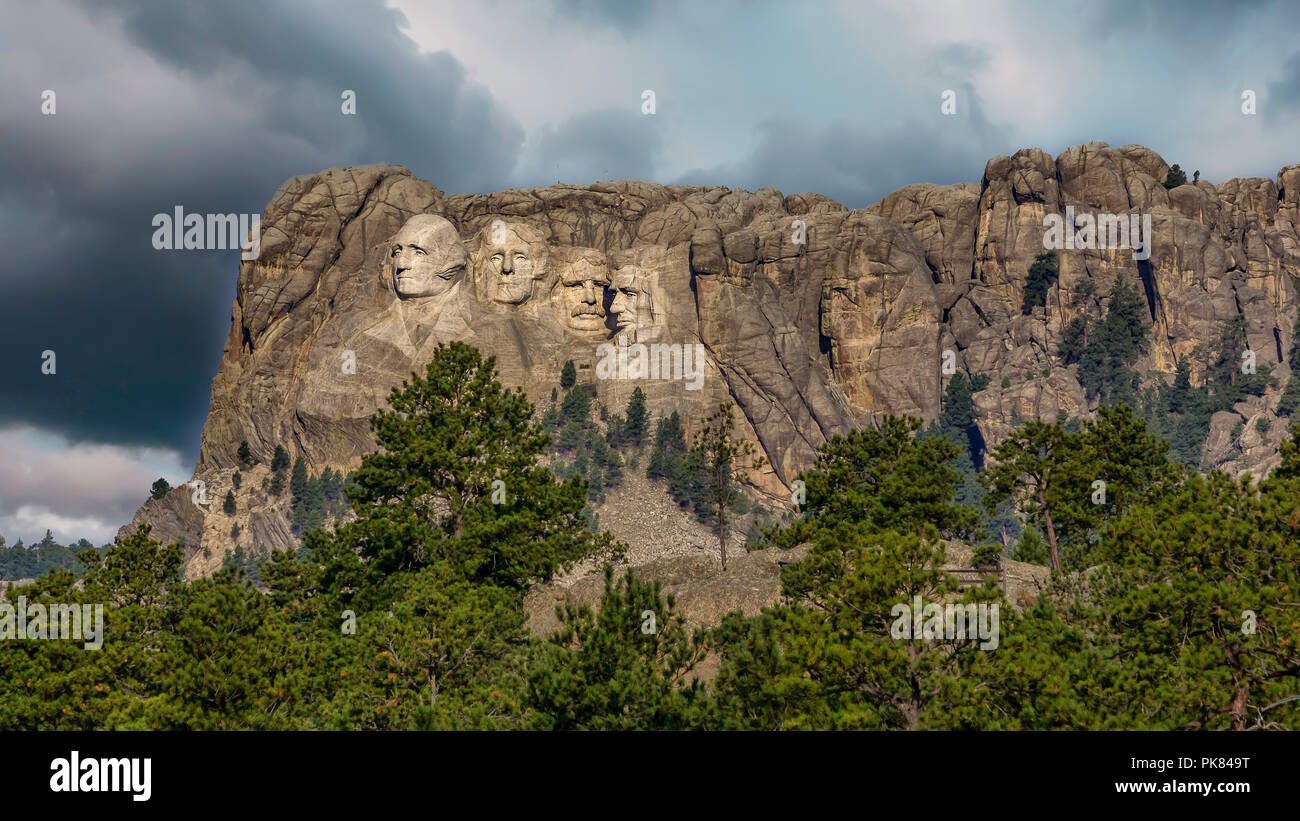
[391,246,400,257]
[514,252,527,260]
[492,253,503,262]
[412,246,426,255]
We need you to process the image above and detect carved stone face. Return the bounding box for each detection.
[558,254,611,333]
[389,215,467,299]
[610,249,669,342]
[609,269,641,335]
[478,223,546,304]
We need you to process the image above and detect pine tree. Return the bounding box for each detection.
[624,387,649,446]
[560,360,576,390]
[150,478,171,500]
[711,527,1001,729]
[223,490,236,516]
[981,406,1173,570]
[981,422,1068,570]
[290,457,309,501]
[1021,252,1059,314]
[1069,276,1149,404]
[1164,163,1188,189]
[560,383,591,427]
[526,567,706,729]
[647,412,687,480]
[686,404,767,568]
[313,341,617,589]
[1096,470,1300,728]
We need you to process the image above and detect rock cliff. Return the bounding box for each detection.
[119,143,1300,577]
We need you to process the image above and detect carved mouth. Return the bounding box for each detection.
[396,264,461,282]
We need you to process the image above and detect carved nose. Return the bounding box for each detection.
[501,255,513,273]
[582,282,596,301]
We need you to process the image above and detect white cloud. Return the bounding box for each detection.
[0,426,188,546]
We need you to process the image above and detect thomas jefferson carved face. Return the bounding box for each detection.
[389,215,467,299]
[557,250,611,333]
[477,222,547,305]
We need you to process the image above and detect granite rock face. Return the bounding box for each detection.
[119,144,1300,575]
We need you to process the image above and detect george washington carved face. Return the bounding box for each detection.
[389,214,467,299]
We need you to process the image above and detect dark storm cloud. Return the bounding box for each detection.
[929,42,991,75]
[0,0,524,466]
[80,0,523,194]
[1085,0,1279,38]
[518,109,664,186]
[675,118,989,209]
[1266,50,1300,118]
[677,88,1009,210]
[552,0,667,33]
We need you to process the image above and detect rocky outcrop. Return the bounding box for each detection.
[119,144,1300,577]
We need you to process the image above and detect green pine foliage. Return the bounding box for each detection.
[149,478,171,500]
[623,387,649,446]
[1147,316,1276,467]
[686,404,766,568]
[1163,163,1188,189]
[542,380,625,505]
[0,531,102,580]
[981,404,1174,570]
[1021,252,1059,314]
[526,567,707,729]
[1063,276,1148,404]
[286,458,347,536]
[645,410,712,520]
[4,341,1298,731]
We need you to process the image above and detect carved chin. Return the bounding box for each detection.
[568,313,606,332]
[495,283,531,303]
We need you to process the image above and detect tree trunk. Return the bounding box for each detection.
[718,470,728,569]
[718,504,728,570]
[1229,644,1247,730]
[1040,487,1060,570]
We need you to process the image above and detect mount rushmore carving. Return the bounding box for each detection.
[120,144,1300,577]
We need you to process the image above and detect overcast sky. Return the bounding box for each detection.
[2,0,1298,545]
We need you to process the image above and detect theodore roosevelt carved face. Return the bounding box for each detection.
[554,247,611,334]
